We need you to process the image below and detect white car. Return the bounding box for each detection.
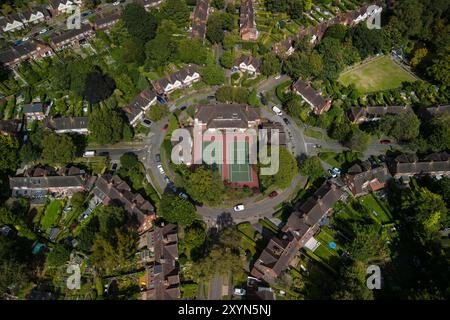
[157,164,165,175]
[233,204,245,212]
[233,288,246,296]
[274,75,281,80]
[112,1,120,5]
[179,192,188,200]
[22,36,29,41]
[272,106,283,116]
[39,29,48,34]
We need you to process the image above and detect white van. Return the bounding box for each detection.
[83,151,95,157]
[272,106,283,116]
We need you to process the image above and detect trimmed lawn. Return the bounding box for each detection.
[338,56,416,93]
[359,193,393,224]
[41,200,64,230]
[303,128,323,140]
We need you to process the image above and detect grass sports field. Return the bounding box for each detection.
[338,56,416,93]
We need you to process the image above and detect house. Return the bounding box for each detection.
[151,64,200,96]
[240,0,258,41]
[191,0,209,40]
[0,119,24,136]
[272,3,382,56]
[93,9,122,31]
[259,121,286,145]
[136,0,165,11]
[0,40,54,69]
[0,13,26,33]
[22,6,51,25]
[292,79,332,115]
[348,105,413,123]
[251,181,345,283]
[140,223,180,300]
[21,103,45,121]
[342,162,392,197]
[194,104,260,131]
[388,152,450,180]
[123,88,157,127]
[9,166,86,199]
[419,104,450,119]
[234,55,261,75]
[45,117,89,134]
[48,0,80,15]
[250,234,302,284]
[50,24,94,51]
[92,174,156,233]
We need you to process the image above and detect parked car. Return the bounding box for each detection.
[269,191,278,198]
[155,154,161,162]
[111,163,118,171]
[164,176,171,184]
[328,169,338,178]
[332,167,341,175]
[233,204,245,212]
[22,36,29,42]
[272,106,283,116]
[98,151,109,156]
[39,28,48,34]
[141,118,152,127]
[163,124,169,131]
[380,139,392,145]
[313,144,322,148]
[234,288,246,296]
[180,105,187,111]
[207,95,215,100]
[283,117,290,124]
[274,75,281,80]
[179,192,188,200]
[157,164,165,175]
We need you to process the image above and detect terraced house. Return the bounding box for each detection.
[234,55,262,75]
[140,223,180,300]
[48,0,81,15]
[92,8,122,32]
[50,24,95,51]
[348,105,413,123]
[0,6,51,33]
[191,0,209,41]
[123,88,157,127]
[251,181,346,283]
[45,117,89,134]
[389,152,450,181]
[0,40,54,69]
[240,0,258,41]
[343,162,392,197]
[151,64,201,96]
[273,3,382,56]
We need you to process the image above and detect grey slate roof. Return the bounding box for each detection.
[195,104,260,129]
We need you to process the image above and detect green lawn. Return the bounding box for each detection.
[303,128,324,140]
[338,56,416,93]
[359,193,393,224]
[41,200,64,230]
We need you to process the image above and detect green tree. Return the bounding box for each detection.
[88,107,127,144]
[145,20,177,68]
[177,39,208,65]
[219,50,235,69]
[332,261,374,300]
[260,52,281,77]
[299,156,325,181]
[380,113,420,141]
[46,245,70,268]
[122,3,158,42]
[41,133,75,166]
[97,205,126,238]
[161,0,190,27]
[160,193,197,227]
[184,167,225,206]
[0,135,19,173]
[260,147,298,190]
[423,113,450,152]
[200,65,225,85]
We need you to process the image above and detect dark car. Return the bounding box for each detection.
[207,95,215,100]
[180,105,187,111]
[111,163,118,171]
[283,117,290,124]
[99,151,109,156]
[155,154,161,162]
[380,139,392,145]
[269,191,278,198]
[163,124,169,131]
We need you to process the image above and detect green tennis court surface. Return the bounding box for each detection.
[227,140,252,182]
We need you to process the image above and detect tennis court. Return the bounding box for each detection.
[227,140,252,183]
